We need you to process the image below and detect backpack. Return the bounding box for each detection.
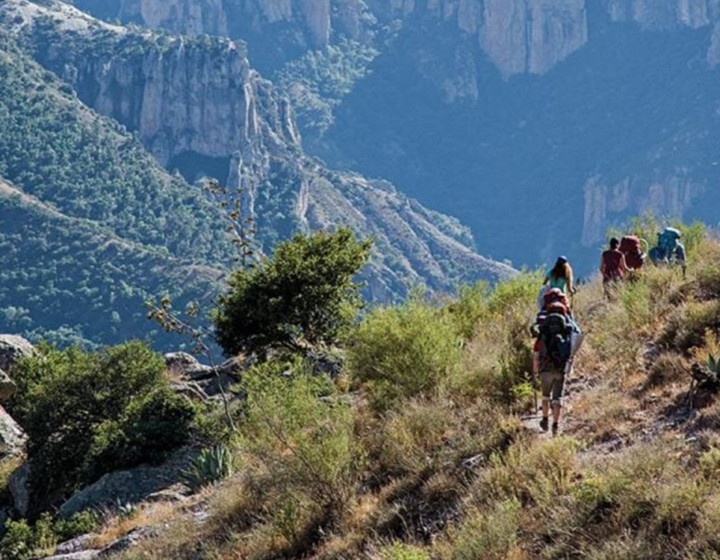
[543,288,570,311]
[538,313,573,372]
[620,236,645,269]
[658,228,681,257]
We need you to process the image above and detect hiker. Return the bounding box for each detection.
[649,227,685,270]
[538,288,580,332]
[531,301,578,435]
[619,235,647,271]
[543,256,575,297]
[600,237,628,297]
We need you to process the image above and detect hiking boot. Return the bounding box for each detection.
[551,422,560,436]
[539,416,549,432]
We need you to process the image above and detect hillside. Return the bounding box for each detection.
[0,0,514,302]
[0,0,515,347]
[0,178,221,348]
[0,219,713,560]
[0,29,234,347]
[73,0,720,270]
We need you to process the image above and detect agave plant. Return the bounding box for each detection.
[182,445,234,490]
[710,354,720,377]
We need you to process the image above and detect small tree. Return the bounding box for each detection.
[214,228,371,356]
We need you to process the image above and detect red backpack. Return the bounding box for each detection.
[620,236,645,269]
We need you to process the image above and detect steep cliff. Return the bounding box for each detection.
[63,0,720,270]
[1,0,515,302]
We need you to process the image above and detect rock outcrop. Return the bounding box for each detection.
[1,0,516,296]
[59,448,194,517]
[582,175,706,246]
[0,335,34,373]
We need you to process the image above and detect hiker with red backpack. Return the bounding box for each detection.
[601,237,629,297]
[531,289,583,435]
[619,235,647,271]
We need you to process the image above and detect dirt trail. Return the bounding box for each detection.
[522,291,697,457]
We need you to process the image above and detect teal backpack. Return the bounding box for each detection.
[658,227,681,257]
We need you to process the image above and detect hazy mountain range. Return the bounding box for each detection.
[0,0,515,348]
[70,0,720,270]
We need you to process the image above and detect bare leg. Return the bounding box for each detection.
[552,402,562,424]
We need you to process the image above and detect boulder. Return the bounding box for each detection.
[59,448,195,517]
[0,369,16,401]
[164,352,200,375]
[55,534,99,555]
[44,552,99,560]
[99,527,156,555]
[0,406,25,459]
[0,335,34,372]
[9,462,30,517]
[165,352,217,381]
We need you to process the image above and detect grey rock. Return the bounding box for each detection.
[9,462,30,517]
[56,534,99,555]
[44,552,100,560]
[60,448,196,517]
[0,406,25,459]
[0,335,34,372]
[99,527,156,555]
[145,483,190,504]
[0,369,16,402]
[164,352,201,375]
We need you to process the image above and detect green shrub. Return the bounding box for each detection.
[438,499,521,560]
[380,542,430,560]
[485,271,542,317]
[0,511,97,560]
[8,342,196,510]
[237,360,359,514]
[1,519,34,560]
[348,298,462,410]
[447,282,490,340]
[214,228,371,356]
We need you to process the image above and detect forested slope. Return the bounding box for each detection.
[0,32,230,347]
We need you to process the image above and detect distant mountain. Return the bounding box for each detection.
[0,0,514,347]
[76,0,720,270]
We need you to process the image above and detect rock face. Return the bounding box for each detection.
[1,0,516,296]
[0,335,32,402]
[0,335,34,373]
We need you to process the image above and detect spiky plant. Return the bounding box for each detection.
[182,446,234,490]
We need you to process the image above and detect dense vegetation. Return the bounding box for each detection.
[275,39,379,142]
[7,342,195,514]
[64,219,720,560]
[0,32,233,347]
[0,184,221,348]
[214,228,371,356]
[0,33,232,265]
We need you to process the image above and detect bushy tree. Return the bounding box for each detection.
[8,342,195,511]
[214,228,371,356]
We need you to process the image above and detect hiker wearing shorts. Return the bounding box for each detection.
[531,301,576,435]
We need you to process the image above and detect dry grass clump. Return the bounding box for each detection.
[660,300,720,353]
[645,352,691,388]
[569,385,634,441]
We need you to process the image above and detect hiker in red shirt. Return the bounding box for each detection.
[600,237,628,297]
